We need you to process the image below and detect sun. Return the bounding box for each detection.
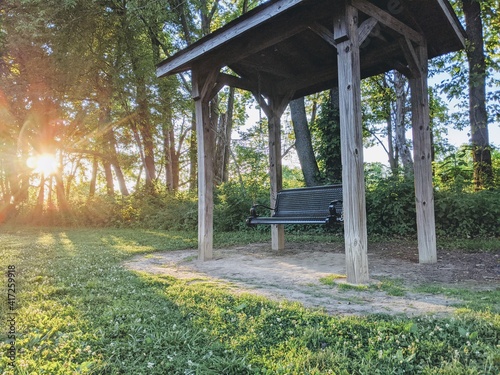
[27,154,58,175]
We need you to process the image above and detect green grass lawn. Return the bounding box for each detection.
[0,227,499,374]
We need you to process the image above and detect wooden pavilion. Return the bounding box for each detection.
[157,0,466,283]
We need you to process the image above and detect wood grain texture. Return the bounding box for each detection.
[267,95,291,251]
[335,1,369,284]
[410,43,437,264]
[351,0,424,44]
[193,69,218,261]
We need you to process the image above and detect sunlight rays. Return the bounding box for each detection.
[26,153,58,175]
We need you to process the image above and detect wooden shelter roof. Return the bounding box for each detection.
[157,0,465,100]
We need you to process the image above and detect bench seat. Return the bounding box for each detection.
[247,184,343,226]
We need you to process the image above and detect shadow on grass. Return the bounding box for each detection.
[0,228,498,374]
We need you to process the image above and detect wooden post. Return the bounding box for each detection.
[255,93,290,251]
[192,68,218,261]
[269,98,285,250]
[410,42,437,264]
[334,1,369,284]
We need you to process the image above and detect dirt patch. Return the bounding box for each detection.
[124,242,500,317]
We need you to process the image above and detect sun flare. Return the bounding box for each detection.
[27,154,58,175]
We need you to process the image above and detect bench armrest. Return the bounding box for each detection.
[250,204,275,218]
[329,200,343,220]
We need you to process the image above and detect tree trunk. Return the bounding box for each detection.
[55,170,69,213]
[171,127,180,190]
[102,159,114,197]
[322,88,342,183]
[89,156,98,199]
[393,71,413,175]
[107,128,129,196]
[214,87,235,185]
[137,79,157,188]
[386,115,397,173]
[33,174,45,218]
[462,0,492,189]
[121,8,156,190]
[382,75,398,174]
[163,122,174,191]
[189,113,197,191]
[290,97,320,186]
[222,87,235,183]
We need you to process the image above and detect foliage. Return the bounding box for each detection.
[0,228,499,374]
[435,0,500,130]
[365,173,500,238]
[310,92,342,184]
[214,180,267,232]
[5,166,500,239]
[434,189,500,238]
[365,176,417,236]
[434,146,475,192]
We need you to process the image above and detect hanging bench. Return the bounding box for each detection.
[246,184,343,226]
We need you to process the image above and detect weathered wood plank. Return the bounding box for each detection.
[217,73,257,92]
[253,93,291,251]
[192,69,219,261]
[351,0,424,45]
[358,17,378,45]
[335,1,369,284]
[435,0,466,48]
[399,37,421,79]
[309,22,337,48]
[157,0,307,77]
[269,95,292,251]
[409,42,437,264]
[278,43,403,95]
[200,69,221,102]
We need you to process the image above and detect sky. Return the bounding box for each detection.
[364,118,500,165]
[242,73,500,167]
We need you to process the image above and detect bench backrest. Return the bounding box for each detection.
[274,185,342,218]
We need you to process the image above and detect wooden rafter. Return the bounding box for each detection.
[358,17,378,45]
[157,0,308,77]
[351,0,424,45]
[436,0,467,48]
[309,22,337,48]
[399,37,421,79]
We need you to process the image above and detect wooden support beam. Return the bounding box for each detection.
[278,43,403,96]
[309,22,337,48]
[409,42,437,264]
[309,18,378,52]
[351,0,424,45]
[192,68,221,261]
[216,73,257,93]
[399,37,421,79]
[391,59,414,79]
[436,0,467,49]
[157,0,308,77]
[253,92,291,251]
[200,69,221,101]
[335,1,369,284]
[358,17,378,45]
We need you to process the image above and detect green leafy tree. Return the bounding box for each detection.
[435,0,499,189]
[311,89,342,184]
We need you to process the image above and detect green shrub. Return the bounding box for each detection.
[366,176,500,238]
[7,175,500,240]
[365,177,417,236]
[214,181,269,232]
[434,189,500,238]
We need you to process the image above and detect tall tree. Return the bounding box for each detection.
[290,97,321,186]
[461,0,493,188]
[312,89,342,183]
[435,1,498,189]
[393,71,413,175]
